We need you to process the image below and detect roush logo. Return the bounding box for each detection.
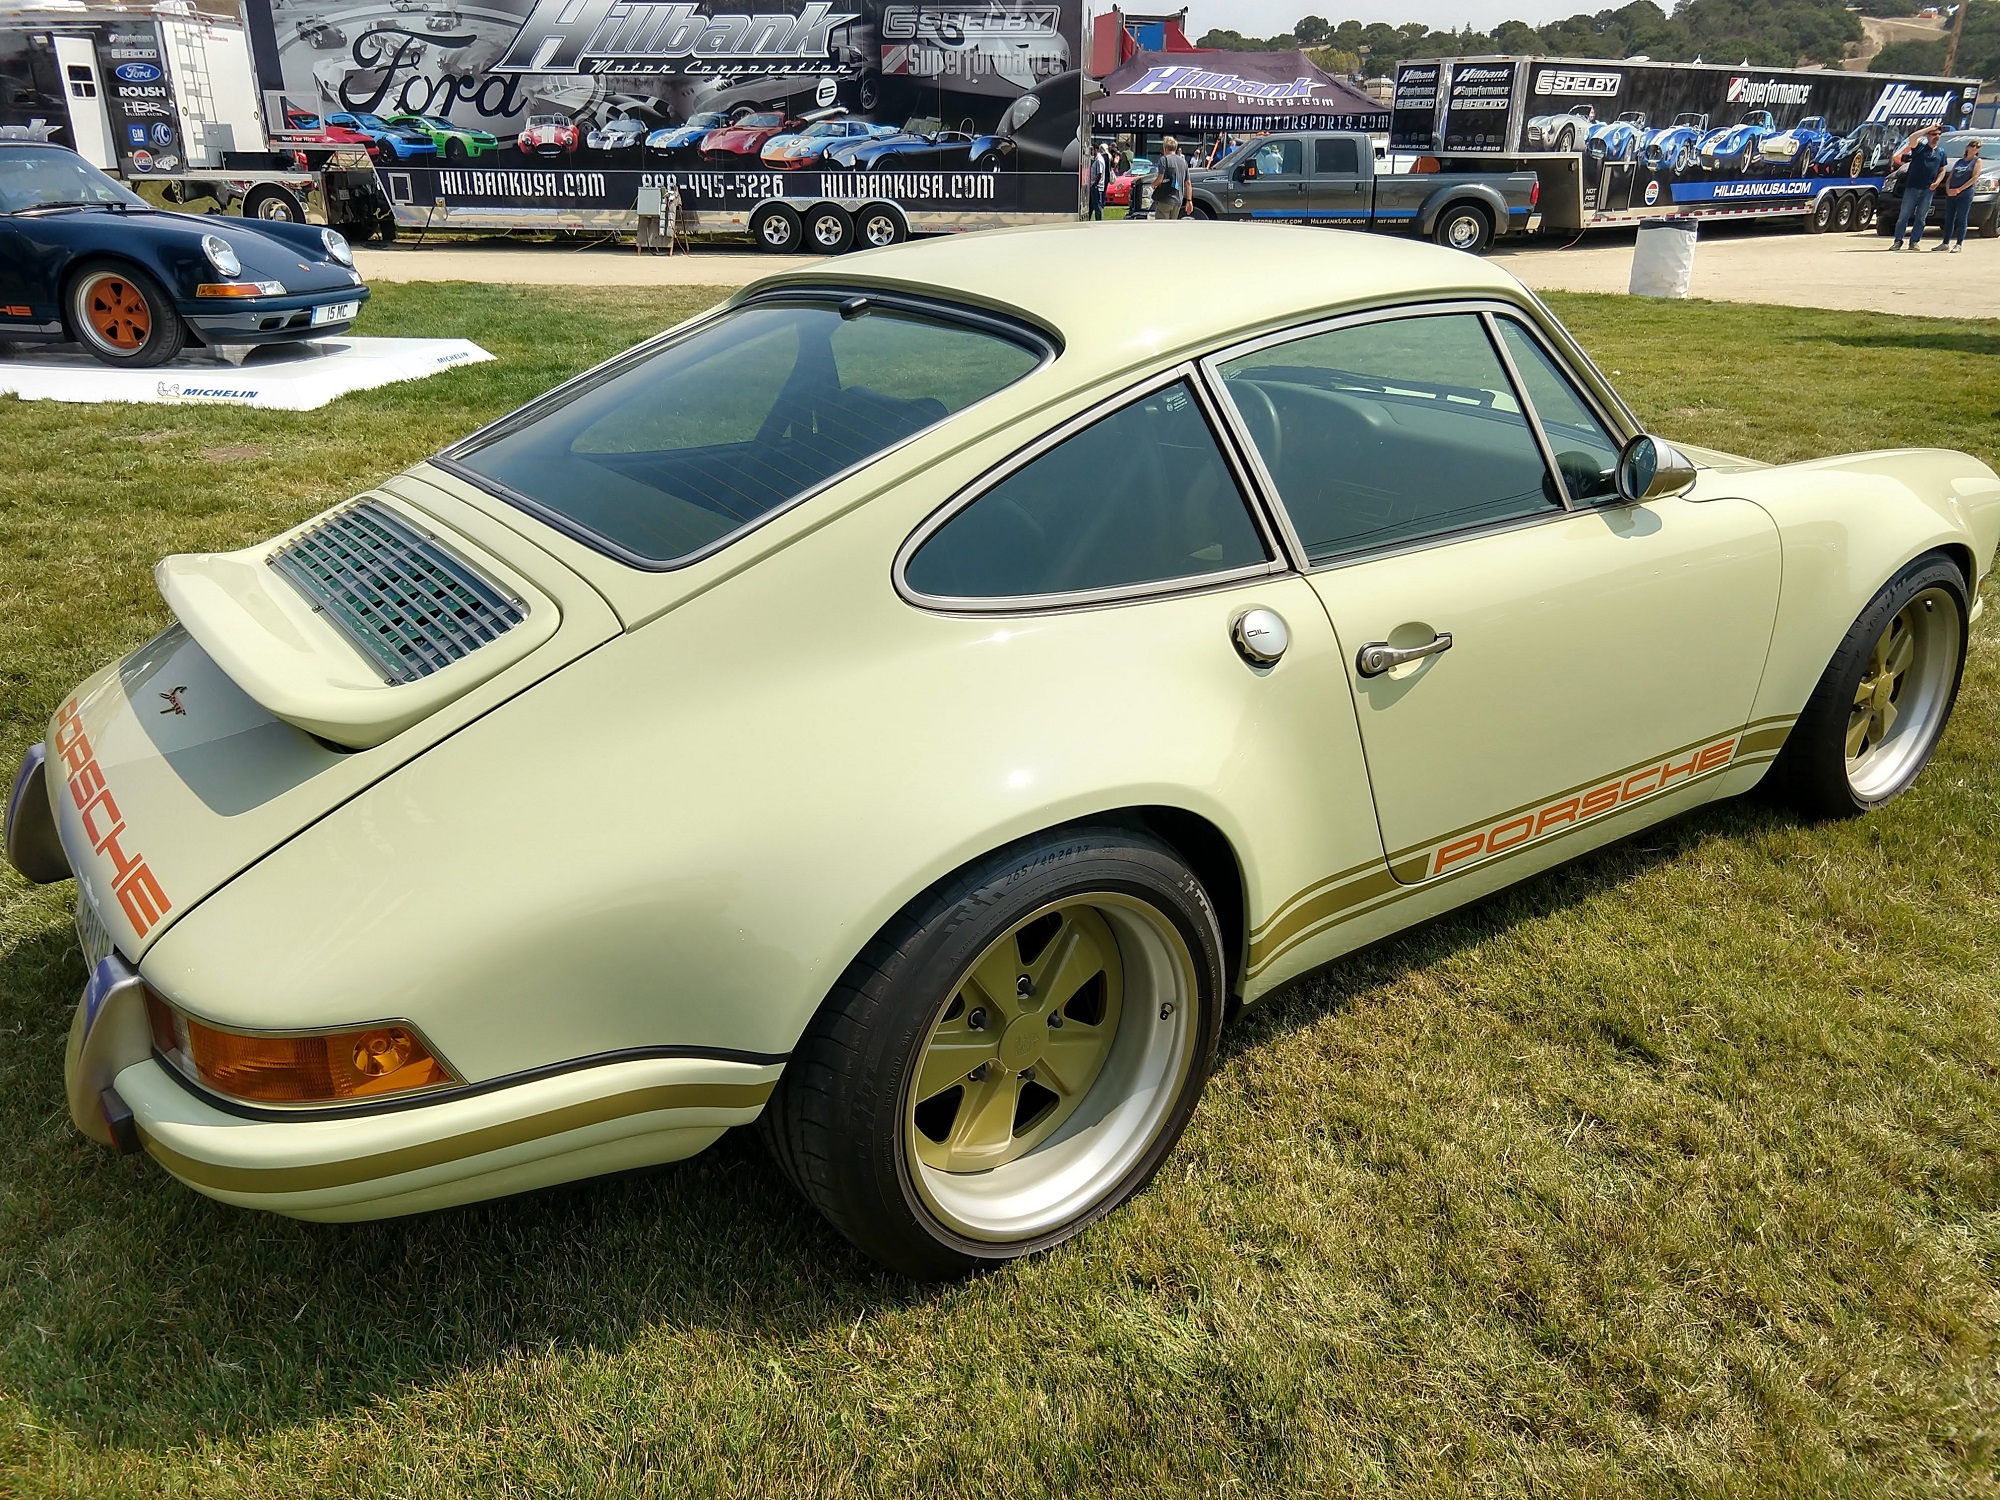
[1863,82,1959,126]
[491,1,857,76]
[53,698,171,938]
[1727,76,1812,106]
[1427,736,1739,879]
[113,62,161,83]
[1534,69,1620,97]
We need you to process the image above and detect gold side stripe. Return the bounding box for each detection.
[1251,856,1389,941]
[1248,737,1787,979]
[1384,720,1788,862]
[141,1080,775,1196]
[1737,725,1792,756]
[1248,864,1401,970]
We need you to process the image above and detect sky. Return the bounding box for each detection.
[1177,1,1591,38]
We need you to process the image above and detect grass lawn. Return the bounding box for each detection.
[2,284,1998,1498]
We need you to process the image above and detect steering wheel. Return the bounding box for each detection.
[1231,380,1284,480]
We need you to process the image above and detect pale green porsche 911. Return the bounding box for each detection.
[8,225,1997,1276]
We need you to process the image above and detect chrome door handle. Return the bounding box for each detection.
[1356,632,1453,678]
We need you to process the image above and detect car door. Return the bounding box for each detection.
[1229,136,1308,220]
[1307,135,1370,225]
[1208,304,1782,887]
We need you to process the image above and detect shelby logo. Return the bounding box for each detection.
[881,6,1059,41]
[1534,69,1620,97]
[1126,66,1322,103]
[1864,82,1958,125]
[493,1,856,75]
[1727,76,1812,106]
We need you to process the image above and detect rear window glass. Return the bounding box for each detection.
[450,297,1047,566]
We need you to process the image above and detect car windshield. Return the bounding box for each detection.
[688,113,726,128]
[740,113,783,128]
[449,295,1050,567]
[529,115,564,128]
[802,121,847,136]
[414,116,455,130]
[0,146,144,215]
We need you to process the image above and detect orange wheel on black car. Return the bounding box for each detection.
[69,261,184,368]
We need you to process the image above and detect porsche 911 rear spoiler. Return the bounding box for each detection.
[156,497,559,749]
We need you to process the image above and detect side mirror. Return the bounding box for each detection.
[1235,161,1255,180]
[1614,434,1698,503]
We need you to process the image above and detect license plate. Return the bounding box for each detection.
[312,300,358,326]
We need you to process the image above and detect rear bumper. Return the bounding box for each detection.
[65,970,780,1219]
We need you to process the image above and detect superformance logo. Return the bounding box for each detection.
[1426,735,1739,879]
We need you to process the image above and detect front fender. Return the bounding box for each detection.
[1735,448,2000,728]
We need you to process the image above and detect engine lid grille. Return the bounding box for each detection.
[268,502,525,685]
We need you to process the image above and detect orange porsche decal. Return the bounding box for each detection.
[53,698,171,938]
[1428,735,1738,879]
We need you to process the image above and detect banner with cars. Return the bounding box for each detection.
[240,0,1084,216]
[1397,56,1979,218]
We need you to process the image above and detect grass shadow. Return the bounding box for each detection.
[0,792,1800,1451]
[1804,331,2000,359]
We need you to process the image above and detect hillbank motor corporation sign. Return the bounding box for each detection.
[490,0,857,75]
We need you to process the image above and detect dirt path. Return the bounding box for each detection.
[1845,13,1947,71]
[354,220,1999,319]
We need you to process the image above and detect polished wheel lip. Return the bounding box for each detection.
[79,271,151,353]
[1445,213,1482,250]
[901,891,1198,1245]
[1846,585,1959,801]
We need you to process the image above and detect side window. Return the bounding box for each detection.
[1251,139,1303,177]
[1218,313,1561,561]
[1314,137,1359,175]
[1496,321,1623,503]
[905,380,1271,601]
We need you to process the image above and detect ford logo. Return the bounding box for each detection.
[114,62,162,82]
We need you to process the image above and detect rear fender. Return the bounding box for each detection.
[1416,182,1505,237]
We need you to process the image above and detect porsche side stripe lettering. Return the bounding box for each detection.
[138,1079,776,1195]
[54,697,171,937]
[1246,719,1797,977]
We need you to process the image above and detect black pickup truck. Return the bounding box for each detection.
[1186,132,1542,253]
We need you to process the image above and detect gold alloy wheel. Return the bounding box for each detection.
[907,900,1124,1174]
[1846,585,1960,801]
[80,272,151,351]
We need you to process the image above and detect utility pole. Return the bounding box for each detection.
[1944,0,1968,76]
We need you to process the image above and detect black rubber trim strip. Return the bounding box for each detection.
[152,1042,789,1123]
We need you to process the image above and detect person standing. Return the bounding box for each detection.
[1890,124,1946,250]
[1088,143,1108,221]
[1154,135,1190,221]
[1932,137,1982,253]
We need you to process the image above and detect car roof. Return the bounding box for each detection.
[750,222,1527,384]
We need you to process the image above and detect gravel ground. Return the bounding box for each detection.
[351,218,1999,318]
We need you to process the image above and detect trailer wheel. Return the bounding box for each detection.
[1831,192,1856,233]
[1979,205,1999,240]
[854,203,906,249]
[1854,191,1878,231]
[804,203,852,254]
[244,186,304,223]
[1432,202,1492,254]
[1808,193,1834,233]
[751,202,802,253]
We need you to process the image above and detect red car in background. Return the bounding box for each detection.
[700,111,795,161]
[1106,157,1152,207]
[517,114,580,158]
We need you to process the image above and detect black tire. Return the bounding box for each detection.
[1431,202,1492,254]
[761,826,1227,1279]
[243,186,304,223]
[1767,554,1968,820]
[803,203,852,254]
[1831,192,1855,232]
[1855,191,1878,231]
[1978,206,1999,241]
[1189,200,1215,220]
[446,138,467,162]
[67,260,184,368]
[1556,125,1577,152]
[853,202,905,250]
[750,201,802,253]
[1809,193,1834,233]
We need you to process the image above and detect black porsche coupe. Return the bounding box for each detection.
[0,142,369,368]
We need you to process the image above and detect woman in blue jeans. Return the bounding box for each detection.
[1933,139,1983,252]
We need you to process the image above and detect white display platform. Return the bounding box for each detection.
[0,337,494,411]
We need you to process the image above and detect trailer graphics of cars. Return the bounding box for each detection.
[1391,55,1979,234]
